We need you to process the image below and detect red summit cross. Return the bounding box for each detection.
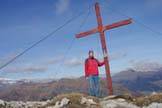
[75,2,132,95]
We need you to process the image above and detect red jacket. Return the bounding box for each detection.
[85,57,105,77]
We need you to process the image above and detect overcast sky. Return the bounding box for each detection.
[0,0,162,80]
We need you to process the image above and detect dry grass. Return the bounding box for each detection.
[134,93,162,107]
[41,92,162,108]
[102,93,162,107]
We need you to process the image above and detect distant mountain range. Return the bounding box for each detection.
[0,68,162,101]
[113,68,162,94]
[0,77,131,101]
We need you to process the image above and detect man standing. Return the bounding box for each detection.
[85,50,105,97]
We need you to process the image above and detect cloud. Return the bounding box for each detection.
[95,51,127,61]
[63,51,127,68]
[0,51,48,73]
[0,51,21,69]
[4,65,48,73]
[64,57,83,67]
[42,56,83,67]
[0,50,127,73]
[61,51,127,68]
[3,56,82,73]
[44,56,63,65]
[129,60,162,72]
[55,0,70,14]
[0,53,16,64]
[109,52,127,61]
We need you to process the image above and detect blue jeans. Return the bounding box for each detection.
[88,75,100,97]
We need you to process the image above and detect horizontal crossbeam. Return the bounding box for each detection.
[103,18,132,31]
[75,18,132,39]
[76,28,98,38]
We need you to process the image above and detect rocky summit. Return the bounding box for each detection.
[0,93,162,108]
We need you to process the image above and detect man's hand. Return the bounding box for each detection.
[97,59,105,66]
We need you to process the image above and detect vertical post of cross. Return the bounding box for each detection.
[95,2,113,95]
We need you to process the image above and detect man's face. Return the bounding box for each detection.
[89,51,94,58]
